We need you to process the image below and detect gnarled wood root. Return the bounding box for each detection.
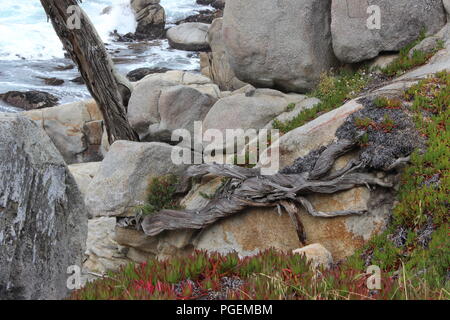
[141,136,404,244]
[142,166,394,239]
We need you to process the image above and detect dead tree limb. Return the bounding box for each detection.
[40,0,139,143]
[141,161,394,239]
[308,139,356,180]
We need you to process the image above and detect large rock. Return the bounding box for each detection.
[202,88,307,152]
[115,227,196,262]
[222,0,338,92]
[200,18,247,91]
[167,22,210,51]
[131,0,166,39]
[84,141,190,217]
[127,70,220,137]
[146,85,217,143]
[22,100,104,165]
[295,185,394,261]
[0,113,87,300]
[195,207,302,256]
[445,0,450,18]
[331,0,447,63]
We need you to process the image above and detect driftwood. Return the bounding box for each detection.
[40,0,139,143]
[141,139,397,244]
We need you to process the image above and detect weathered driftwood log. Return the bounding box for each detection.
[40,0,139,143]
[141,158,395,244]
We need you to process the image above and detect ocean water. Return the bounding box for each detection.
[0,0,211,111]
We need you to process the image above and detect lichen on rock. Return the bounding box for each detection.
[0,113,88,300]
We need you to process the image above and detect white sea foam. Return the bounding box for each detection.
[0,0,211,112]
[0,0,137,60]
[0,0,210,61]
[162,0,211,24]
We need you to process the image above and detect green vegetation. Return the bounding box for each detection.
[71,248,447,300]
[354,113,396,133]
[346,71,449,294]
[354,116,374,129]
[381,114,396,132]
[273,69,370,134]
[381,31,445,77]
[373,96,402,109]
[373,96,390,108]
[135,175,182,215]
[285,102,296,112]
[395,71,449,227]
[273,33,445,135]
[357,132,370,147]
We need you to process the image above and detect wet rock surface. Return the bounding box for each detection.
[176,9,222,25]
[126,67,171,81]
[167,22,210,51]
[131,0,166,40]
[0,90,59,110]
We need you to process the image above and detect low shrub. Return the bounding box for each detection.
[135,174,182,216]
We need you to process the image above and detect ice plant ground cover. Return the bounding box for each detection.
[273,34,445,135]
[71,248,447,300]
[71,71,449,301]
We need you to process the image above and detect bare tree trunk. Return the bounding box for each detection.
[40,0,139,143]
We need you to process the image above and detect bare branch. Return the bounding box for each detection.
[40,0,139,143]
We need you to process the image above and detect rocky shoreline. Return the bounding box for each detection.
[0,0,449,299]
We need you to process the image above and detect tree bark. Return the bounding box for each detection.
[40,0,139,143]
